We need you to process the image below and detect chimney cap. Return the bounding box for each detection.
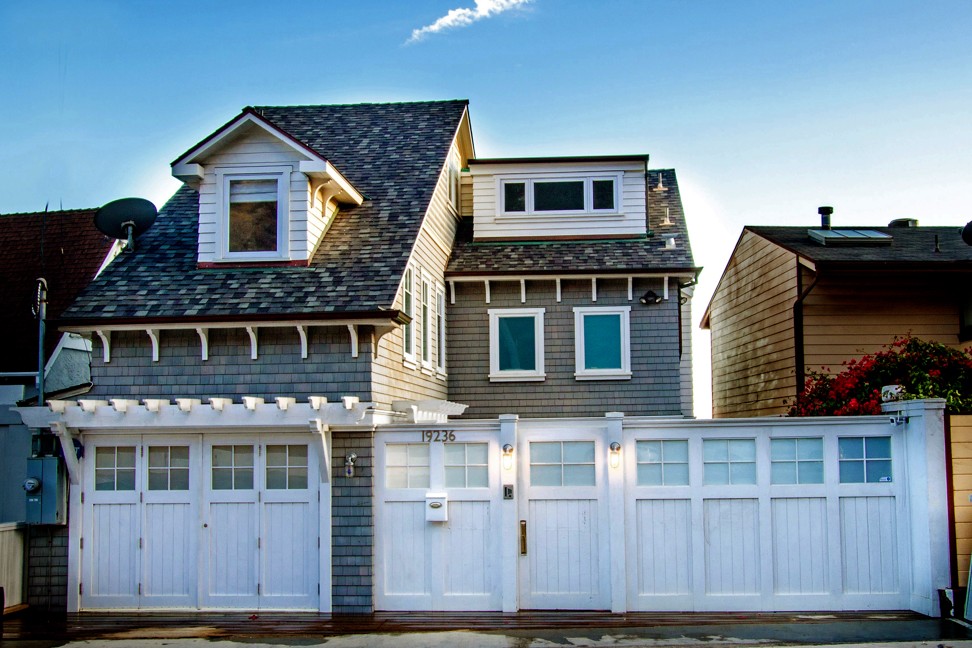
[818,206,834,216]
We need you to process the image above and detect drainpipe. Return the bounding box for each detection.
[793,263,817,394]
[35,278,48,406]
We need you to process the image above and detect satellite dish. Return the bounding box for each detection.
[963,221,972,246]
[94,197,157,253]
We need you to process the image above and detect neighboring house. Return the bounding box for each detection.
[0,208,117,610]
[14,103,950,618]
[701,211,972,418]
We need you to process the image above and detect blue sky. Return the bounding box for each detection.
[1,0,970,415]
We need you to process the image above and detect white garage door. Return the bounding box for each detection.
[81,434,320,610]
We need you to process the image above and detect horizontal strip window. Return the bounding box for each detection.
[498,174,621,216]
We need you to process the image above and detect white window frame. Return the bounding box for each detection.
[573,306,631,380]
[436,285,447,376]
[497,173,622,217]
[488,307,545,382]
[215,166,291,262]
[402,267,416,366]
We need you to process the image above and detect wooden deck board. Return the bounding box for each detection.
[1,610,930,640]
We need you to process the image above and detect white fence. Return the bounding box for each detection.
[0,522,26,610]
[373,400,949,615]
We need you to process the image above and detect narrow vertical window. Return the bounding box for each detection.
[436,288,446,373]
[403,268,414,359]
[421,279,431,365]
[448,160,460,211]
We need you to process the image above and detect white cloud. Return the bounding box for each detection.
[407,0,531,44]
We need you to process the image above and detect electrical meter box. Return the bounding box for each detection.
[25,456,67,525]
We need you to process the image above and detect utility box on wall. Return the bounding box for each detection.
[24,456,67,525]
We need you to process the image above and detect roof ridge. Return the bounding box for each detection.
[253,99,469,110]
[0,208,98,218]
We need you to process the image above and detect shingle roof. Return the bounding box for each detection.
[446,169,698,276]
[0,209,113,372]
[748,224,972,266]
[62,100,469,324]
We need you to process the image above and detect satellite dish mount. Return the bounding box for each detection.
[94,198,158,254]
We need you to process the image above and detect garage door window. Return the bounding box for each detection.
[838,436,892,483]
[386,444,431,489]
[703,439,756,485]
[636,440,689,485]
[148,446,190,490]
[212,445,254,490]
[444,443,488,488]
[95,446,136,491]
[770,438,823,484]
[266,444,308,489]
[530,441,595,486]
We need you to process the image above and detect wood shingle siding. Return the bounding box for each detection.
[708,231,798,417]
[88,328,372,402]
[447,278,682,418]
[951,414,972,587]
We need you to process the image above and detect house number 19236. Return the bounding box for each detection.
[421,430,456,442]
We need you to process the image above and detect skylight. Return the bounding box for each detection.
[807,229,893,246]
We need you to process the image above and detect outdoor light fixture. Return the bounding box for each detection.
[502,444,514,470]
[639,290,662,305]
[609,442,622,468]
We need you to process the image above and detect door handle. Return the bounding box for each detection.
[519,520,527,556]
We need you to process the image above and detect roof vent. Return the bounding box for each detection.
[888,218,918,228]
[818,206,833,230]
[963,221,972,246]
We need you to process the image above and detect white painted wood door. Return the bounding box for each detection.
[82,436,142,609]
[518,430,611,610]
[375,430,502,611]
[201,436,319,610]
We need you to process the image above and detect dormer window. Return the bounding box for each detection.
[217,167,290,261]
[499,174,620,217]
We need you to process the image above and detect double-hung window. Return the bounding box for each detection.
[573,306,631,379]
[217,167,290,261]
[499,174,620,216]
[488,308,545,381]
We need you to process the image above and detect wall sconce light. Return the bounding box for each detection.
[639,290,662,305]
[502,444,514,471]
[609,442,621,469]
[345,452,357,478]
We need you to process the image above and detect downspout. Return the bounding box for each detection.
[793,262,817,394]
[677,278,698,359]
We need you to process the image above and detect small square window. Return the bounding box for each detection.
[530,441,595,487]
[573,307,631,380]
[95,446,137,491]
[770,438,823,484]
[148,446,190,491]
[266,444,308,490]
[386,443,430,489]
[444,443,489,488]
[839,436,892,483]
[211,445,254,491]
[489,308,545,381]
[636,440,689,485]
[703,439,756,485]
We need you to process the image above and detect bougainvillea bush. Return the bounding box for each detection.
[788,336,972,417]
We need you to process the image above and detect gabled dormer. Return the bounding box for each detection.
[465,155,650,241]
[171,108,363,266]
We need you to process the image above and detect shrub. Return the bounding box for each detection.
[788,336,972,416]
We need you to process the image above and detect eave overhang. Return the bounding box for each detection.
[170,108,364,206]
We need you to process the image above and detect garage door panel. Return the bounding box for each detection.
[771,497,828,594]
[263,502,313,597]
[635,499,691,596]
[442,500,491,595]
[383,501,429,596]
[703,498,760,595]
[143,502,193,599]
[90,503,138,599]
[207,502,258,597]
[840,496,898,593]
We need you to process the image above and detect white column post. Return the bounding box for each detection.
[499,413,519,613]
[883,398,949,616]
[605,411,627,613]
